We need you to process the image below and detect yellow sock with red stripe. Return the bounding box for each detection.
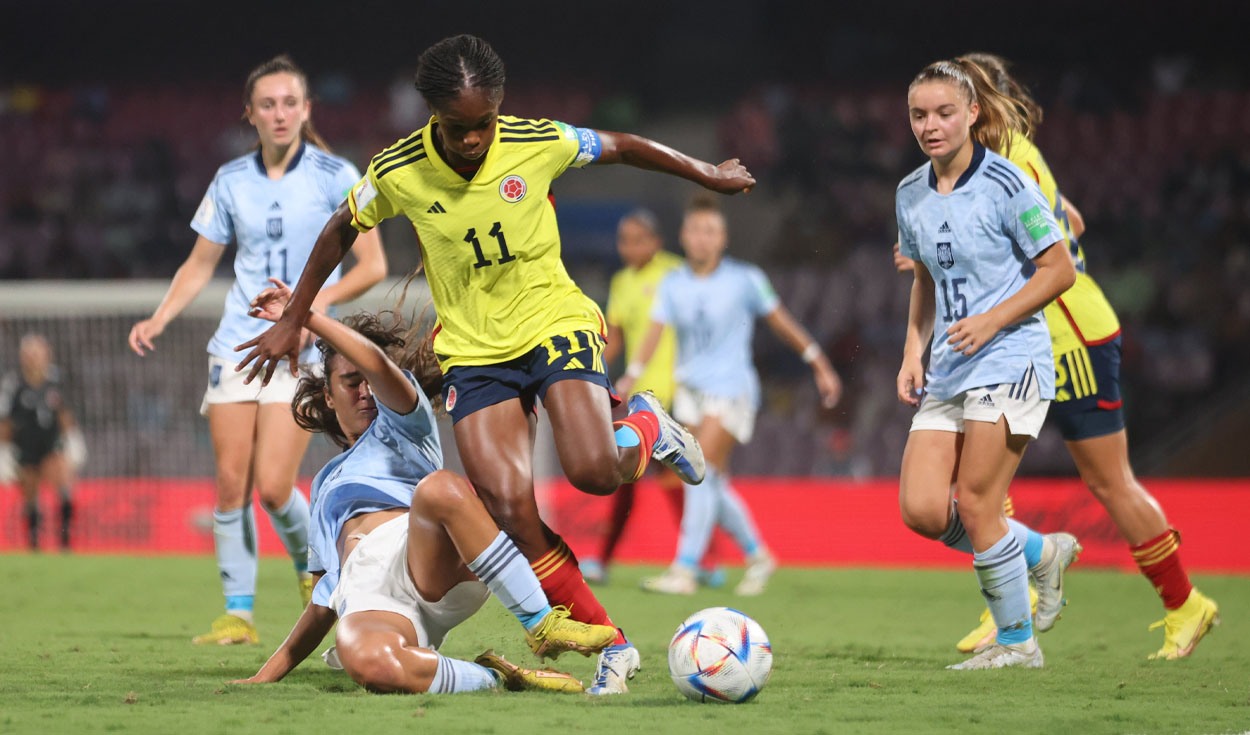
[1130,529,1193,610]
[531,538,626,645]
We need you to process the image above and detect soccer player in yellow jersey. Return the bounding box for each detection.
[895,54,1219,660]
[237,34,755,694]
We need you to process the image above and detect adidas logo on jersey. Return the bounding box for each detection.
[427,201,447,214]
[978,394,995,408]
[269,201,281,210]
[938,221,951,233]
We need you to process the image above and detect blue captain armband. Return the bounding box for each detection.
[556,121,602,168]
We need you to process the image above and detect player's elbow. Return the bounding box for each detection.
[363,246,388,286]
[1053,262,1077,295]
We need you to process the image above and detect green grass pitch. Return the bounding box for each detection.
[1,555,1247,735]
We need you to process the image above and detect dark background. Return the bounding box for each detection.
[2,0,1248,478]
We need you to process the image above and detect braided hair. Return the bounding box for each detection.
[414,34,506,107]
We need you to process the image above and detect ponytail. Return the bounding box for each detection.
[959,52,1043,136]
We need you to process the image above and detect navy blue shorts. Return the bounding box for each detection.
[441,330,616,424]
[1050,335,1125,441]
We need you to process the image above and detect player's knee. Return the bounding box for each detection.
[345,648,418,694]
[413,470,476,522]
[254,484,293,512]
[565,456,620,497]
[951,491,998,537]
[899,490,949,539]
[214,469,249,509]
[900,503,948,539]
[1083,470,1142,506]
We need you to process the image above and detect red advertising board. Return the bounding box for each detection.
[2,478,1245,572]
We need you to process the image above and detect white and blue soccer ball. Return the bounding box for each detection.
[668,607,773,703]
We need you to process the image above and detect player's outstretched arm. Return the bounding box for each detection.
[235,203,358,385]
[127,236,226,356]
[763,306,842,409]
[595,131,755,195]
[615,320,665,397]
[248,279,418,415]
[233,591,336,684]
[309,228,388,311]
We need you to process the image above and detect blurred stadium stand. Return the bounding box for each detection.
[2,3,1248,491]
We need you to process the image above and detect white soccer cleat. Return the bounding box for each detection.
[627,391,706,485]
[640,566,697,595]
[946,638,1044,670]
[1030,532,1081,632]
[587,642,642,695]
[735,551,777,597]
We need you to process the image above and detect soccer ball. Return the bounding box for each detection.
[668,607,772,703]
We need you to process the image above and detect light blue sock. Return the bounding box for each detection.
[265,488,311,573]
[1009,519,1045,569]
[939,502,974,553]
[467,532,551,631]
[213,505,258,612]
[973,532,1033,645]
[428,654,499,694]
[614,426,640,447]
[713,473,764,557]
[675,478,717,569]
[940,501,1043,568]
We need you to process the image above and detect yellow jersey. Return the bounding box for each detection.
[606,250,683,406]
[348,115,605,369]
[1003,132,1121,358]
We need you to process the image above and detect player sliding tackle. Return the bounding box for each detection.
[232,279,616,693]
[236,34,755,693]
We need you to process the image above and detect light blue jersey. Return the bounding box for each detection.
[896,143,1063,401]
[191,143,359,361]
[306,371,442,606]
[651,256,779,405]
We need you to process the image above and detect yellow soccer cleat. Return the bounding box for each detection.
[474,650,584,693]
[298,573,314,608]
[957,586,1040,653]
[192,613,259,645]
[1148,588,1220,660]
[526,606,618,660]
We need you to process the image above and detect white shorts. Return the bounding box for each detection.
[328,515,489,651]
[910,375,1051,439]
[672,385,758,444]
[200,354,301,416]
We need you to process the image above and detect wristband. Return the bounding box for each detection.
[625,362,644,379]
[801,343,821,364]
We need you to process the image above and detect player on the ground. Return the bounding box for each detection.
[617,194,843,596]
[0,335,78,551]
[127,55,387,645]
[232,279,615,693]
[236,35,754,693]
[896,59,1079,669]
[581,210,726,588]
[892,53,1220,660]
